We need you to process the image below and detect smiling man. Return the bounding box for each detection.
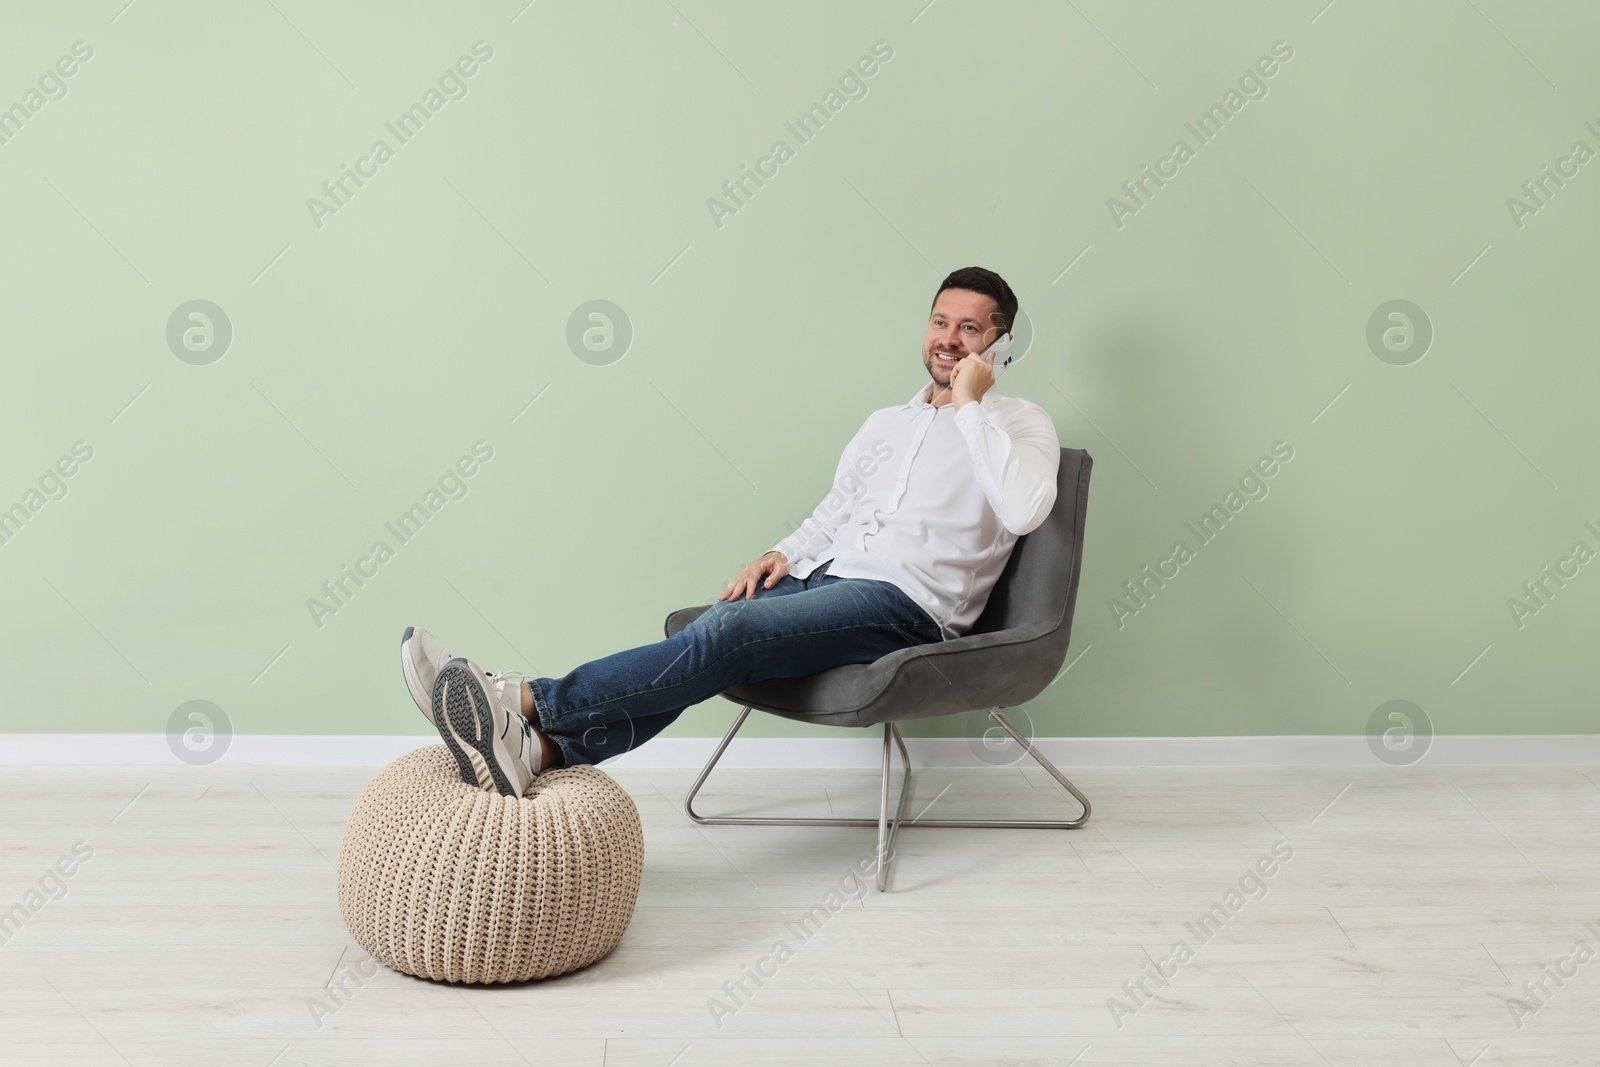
[401,266,1062,797]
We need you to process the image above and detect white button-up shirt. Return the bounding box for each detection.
[769,381,1061,640]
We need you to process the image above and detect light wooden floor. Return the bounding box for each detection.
[2,760,1599,1066]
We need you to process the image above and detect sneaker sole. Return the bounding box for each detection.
[432,660,516,796]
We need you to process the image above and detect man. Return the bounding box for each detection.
[401,266,1061,797]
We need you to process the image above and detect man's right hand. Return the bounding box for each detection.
[719,551,790,601]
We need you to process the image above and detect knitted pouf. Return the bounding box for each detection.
[337,744,644,984]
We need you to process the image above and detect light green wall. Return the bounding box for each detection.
[2,1,1596,742]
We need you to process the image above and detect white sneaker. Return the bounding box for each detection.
[400,626,453,724]
[431,656,540,797]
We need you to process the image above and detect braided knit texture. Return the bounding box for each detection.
[337,744,644,984]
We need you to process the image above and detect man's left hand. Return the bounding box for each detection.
[950,351,996,410]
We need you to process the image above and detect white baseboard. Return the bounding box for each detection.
[2,733,1598,767]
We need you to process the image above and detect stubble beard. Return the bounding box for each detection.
[924,346,961,388]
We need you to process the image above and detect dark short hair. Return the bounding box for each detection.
[931,266,1018,333]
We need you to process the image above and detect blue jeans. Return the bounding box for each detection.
[523,561,945,766]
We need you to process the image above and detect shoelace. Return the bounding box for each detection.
[489,669,533,720]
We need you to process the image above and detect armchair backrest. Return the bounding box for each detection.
[967,448,1093,649]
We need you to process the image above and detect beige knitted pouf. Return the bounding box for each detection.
[337,744,643,984]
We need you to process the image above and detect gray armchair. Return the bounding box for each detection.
[663,447,1093,891]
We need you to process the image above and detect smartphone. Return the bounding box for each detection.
[980,331,1015,379]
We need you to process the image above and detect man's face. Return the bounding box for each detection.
[923,288,1005,389]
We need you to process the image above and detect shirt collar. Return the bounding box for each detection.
[904,381,1001,410]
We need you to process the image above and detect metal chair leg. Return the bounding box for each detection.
[864,711,1090,830]
[876,723,914,892]
[684,709,912,832]
[683,705,1091,890]
[876,724,893,892]
[683,705,752,824]
[987,709,1092,827]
